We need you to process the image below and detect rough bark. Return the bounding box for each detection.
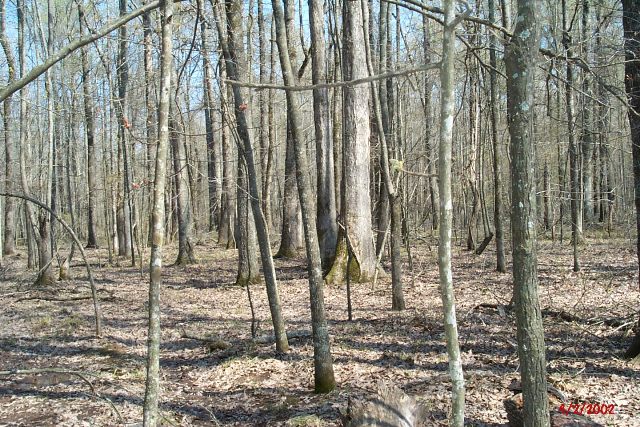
[142,0,172,424]
[326,0,376,284]
[505,0,550,424]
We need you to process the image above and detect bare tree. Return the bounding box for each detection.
[438,0,465,424]
[506,0,550,424]
[0,0,17,256]
[326,0,376,284]
[143,0,173,424]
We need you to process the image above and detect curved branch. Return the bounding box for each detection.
[0,192,102,337]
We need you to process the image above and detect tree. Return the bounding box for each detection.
[489,0,506,272]
[78,2,99,249]
[326,0,377,284]
[215,0,289,353]
[438,0,465,424]
[505,0,550,424]
[143,0,173,424]
[272,0,336,393]
[309,0,337,270]
[0,0,17,256]
[622,0,640,360]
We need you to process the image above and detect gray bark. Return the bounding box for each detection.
[272,0,336,393]
[309,0,337,270]
[438,1,465,424]
[505,0,550,424]
[216,0,289,353]
[143,0,173,425]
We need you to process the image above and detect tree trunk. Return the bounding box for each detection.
[505,0,550,424]
[581,0,594,223]
[78,3,99,249]
[563,0,582,272]
[489,0,506,272]
[201,2,219,234]
[309,0,337,270]
[326,0,376,284]
[142,1,173,425]
[439,1,465,424]
[218,73,236,249]
[272,0,336,392]
[170,107,196,266]
[0,0,17,256]
[622,0,640,358]
[215,0,289,353]
[422,16,439,231]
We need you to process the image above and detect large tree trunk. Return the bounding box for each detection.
[218,74,236,249]
[326,0,376,284]
[581,0,595,223]
[78,3,99,249]
[622,0,640,360]
[505,0,550,424]
[143,1,173,425]
[438,1,465,424]
[309,0,337,270]
[0,0,17,256]
[216,0,289,353]
[272,0,336,392]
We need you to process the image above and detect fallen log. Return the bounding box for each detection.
[342,383,424,427]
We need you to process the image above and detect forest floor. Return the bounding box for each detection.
[0,232,638,426]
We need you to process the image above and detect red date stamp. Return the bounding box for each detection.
[559,403,616,415]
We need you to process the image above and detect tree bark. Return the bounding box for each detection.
[78,3,99,249]
[489,0,506,272]
[0,0,17,256]
[170,107,196,266]
[622,0,640,358]
[326,0,376,284]
[143,1,173,425]
[309,0,337,270]
[216,0,289,353]
[272,0,336,392]
[422,16,439,231]
[506,0,550,424]
[439,1,465,424]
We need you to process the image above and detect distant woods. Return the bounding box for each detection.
[1,0,640,426]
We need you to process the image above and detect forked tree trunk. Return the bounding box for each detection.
[143,1,172,425]
[438,1,465,424]
[505,0,550,424]
[362,0,404,311]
